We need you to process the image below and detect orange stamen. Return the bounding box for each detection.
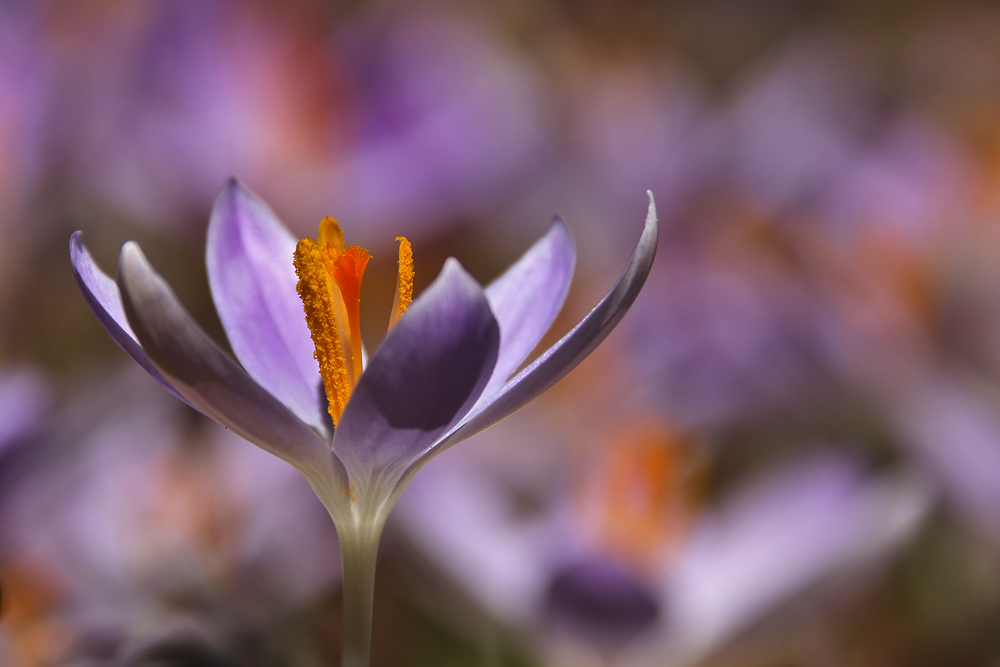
[389,236,413,332]
[317,216,345,251]
[295,218,416,429]
[294,238,352,424]
[322,244,370,385]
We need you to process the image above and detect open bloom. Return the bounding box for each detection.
[70,179,657,536]
[71,180,655,665]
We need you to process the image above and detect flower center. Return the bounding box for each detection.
[294,217,413,426]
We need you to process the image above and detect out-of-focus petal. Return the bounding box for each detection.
[70,232,191,408]
[658,453,930,663]
[480,218,575,402]
[889,375,1000,547]
[117,242,338,480]
[0,368,48,453]
[333,259,499,491]
[547,558,660,643]
[407,194,657,475]
[206,179,327,435]
[396,443,555,621]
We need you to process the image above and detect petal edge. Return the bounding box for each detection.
[118,241,337,478]
[206,180,327,436]
[70,232,191,407]
[404,193,658,483]
[480,217,575,402]
[333,259,499,498]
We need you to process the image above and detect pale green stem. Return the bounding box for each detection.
[338,519,385,667]
[303,469,394,667]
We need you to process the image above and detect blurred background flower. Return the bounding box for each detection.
[5,0,1000,665]
[0,372,339,665]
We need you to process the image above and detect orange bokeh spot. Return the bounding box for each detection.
[584,420,703,571]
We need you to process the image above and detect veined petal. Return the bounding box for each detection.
[206,180,327,435]
[117,241,339,480]
[403,193,658,483]
[479,217,575,403]
[333,259,499,494]
[70,232,191,408]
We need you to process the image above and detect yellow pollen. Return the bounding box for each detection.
[317,216,345,251]
[296,218,414,428]
[294,238,352,425]
[389,236,413,332]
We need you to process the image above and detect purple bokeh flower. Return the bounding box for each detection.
[887,372,1000,549]
[620,255,829,430]
[0,372,338,665]
[0,368,48,458]
[0,3,52,314]
[400,440,929,665]
[329,8,551,239]
[727,39,971,240]
[60,1,341,229]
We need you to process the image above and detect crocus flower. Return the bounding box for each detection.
[70,179,657,665]
[400,437,929,667]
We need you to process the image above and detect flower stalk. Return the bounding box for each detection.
[338,521,383,667]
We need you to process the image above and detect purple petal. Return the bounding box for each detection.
[665,454,928,656]
[70,232,191,408]
[117,241,338,478]
[206,180,326,435]
[333,259,499,485]
[408,193,658,473]
[547,558,660,644]
[889,376,1000,546]
[480,218,575,403]
[0,368,48,453]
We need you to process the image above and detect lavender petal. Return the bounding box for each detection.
[70,232,191,408]
[480,217,575,403]
[206,180,327,435]
[333,259,499,488]
[407,193,658,475]
[664,454,928,659]
[117,241,337,478]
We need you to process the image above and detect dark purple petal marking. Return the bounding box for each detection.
[70,232,191,408]
[333,259,499,483]
[117,242,340,479]
[547,558,660,644]
[480,218,575,402]
[405,194,658,478]
[206,179,327,435]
